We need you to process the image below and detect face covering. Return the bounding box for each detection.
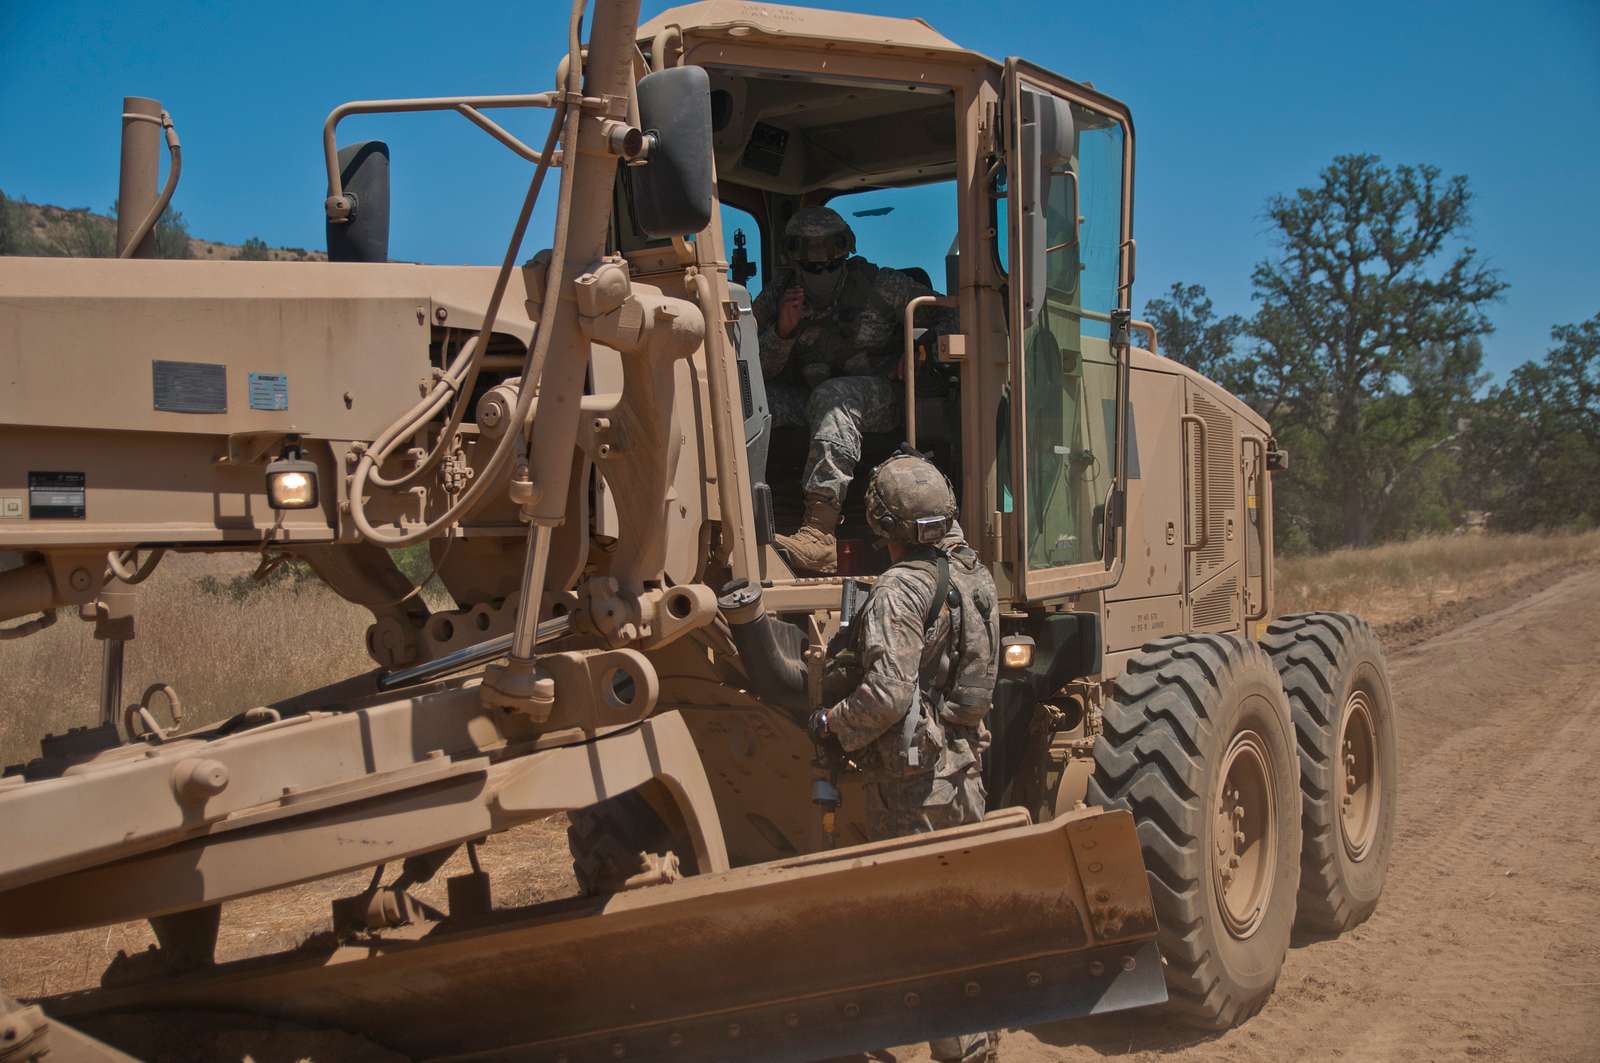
[799,262,844,309]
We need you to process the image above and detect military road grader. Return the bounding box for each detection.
[0,2,1398,1059]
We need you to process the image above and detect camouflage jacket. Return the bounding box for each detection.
[752,257,959,381]
[826,533,999,779]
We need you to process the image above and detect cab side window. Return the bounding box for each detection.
[721,203,764,296]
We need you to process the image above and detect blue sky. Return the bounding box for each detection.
[2,0,1595,379]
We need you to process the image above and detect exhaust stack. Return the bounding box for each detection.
[116,96,162,258]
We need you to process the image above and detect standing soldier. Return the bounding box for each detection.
[808,449,1000,1062]
[753,206,958,573]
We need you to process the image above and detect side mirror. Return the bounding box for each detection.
[629,66,714,238]
[326,141,390,263]
[1017,89,1075,326]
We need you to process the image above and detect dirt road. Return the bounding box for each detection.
[905,569,1600,1063]
[10,571,1600,1062]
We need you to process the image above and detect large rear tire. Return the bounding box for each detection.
[1089,634,1301,1029]
[1261,613,1397,934]
[566,785,695,895]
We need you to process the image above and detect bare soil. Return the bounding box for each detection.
[898,568,1600,1063]
[7,569,1600,1061]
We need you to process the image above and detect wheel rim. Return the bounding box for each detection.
[1212,728,1278,939]
[1338,689,1381,861]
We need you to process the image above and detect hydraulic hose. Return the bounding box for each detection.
[717,580,811,714]
[347,0,587,546]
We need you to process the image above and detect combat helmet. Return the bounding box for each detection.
[782,206,855,264]
[865,447,958,545]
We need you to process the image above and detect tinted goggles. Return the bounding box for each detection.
[795,256,847,275]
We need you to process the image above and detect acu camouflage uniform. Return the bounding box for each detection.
[823,524,1000,1063]
[825,526,1000,838]
[752,243,958,507]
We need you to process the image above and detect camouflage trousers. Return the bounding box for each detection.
[768,375,899,506]
[864,765,992,1062]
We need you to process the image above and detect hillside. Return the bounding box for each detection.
[0,196,325,262]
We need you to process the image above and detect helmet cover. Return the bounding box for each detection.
[865,448,958,544]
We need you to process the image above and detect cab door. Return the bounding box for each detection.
[1003,60,1136,601]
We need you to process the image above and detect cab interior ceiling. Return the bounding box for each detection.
[707,68,957,195]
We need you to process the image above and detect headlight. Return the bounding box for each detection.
[1001,635,1036,669]
[265,453,319,510]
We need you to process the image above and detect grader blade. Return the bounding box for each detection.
[52,807,1162,1062]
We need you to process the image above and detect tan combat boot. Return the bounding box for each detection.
[774,495,841,574]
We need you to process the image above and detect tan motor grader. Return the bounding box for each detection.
[0,2,1398,1059]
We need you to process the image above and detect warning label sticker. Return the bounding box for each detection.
[248,372,289,411]
[28,471,86,519]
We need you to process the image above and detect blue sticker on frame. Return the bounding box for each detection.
[248,372,289,411]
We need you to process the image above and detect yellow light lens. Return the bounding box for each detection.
[266,467,318,509]
[1003,641,1034,669]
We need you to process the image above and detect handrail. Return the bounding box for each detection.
[1034,304,1157,354]
[322,93,566,216]
[1241,433,1271,622]
[1130,318,1159,354]
[902,294,957,448]
[1180,413,1210,552]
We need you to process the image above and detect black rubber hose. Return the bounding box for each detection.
[717,580,810,714]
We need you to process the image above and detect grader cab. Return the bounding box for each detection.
[0,2,1396,1059]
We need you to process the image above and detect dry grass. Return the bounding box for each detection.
[0,553,374,767]
[1,553,575,1002]
[1275,530,1600,626]
[9,534,1598,764]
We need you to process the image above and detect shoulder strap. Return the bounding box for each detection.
[888,551,952,772]
[924,554,951,637]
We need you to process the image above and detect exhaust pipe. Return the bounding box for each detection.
[117,97,163,259]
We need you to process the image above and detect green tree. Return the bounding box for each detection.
[234,236,272,261]
[1465,313,1600,530]
[0,189,47,256]
[55,211,116,257]
[151,205,193,259]
[1141,281,1247,385]
[0,189,20,254]
[1247,154,1506,547]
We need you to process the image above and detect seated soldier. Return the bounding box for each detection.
[753,206,958,574]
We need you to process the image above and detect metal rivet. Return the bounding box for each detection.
[667,1033,684,1048]
[904,992,921,1008]
[435,306,449,322]
[1095,890,1111,903]
[843,1002,860,1019]
[1089,961,1105,976]
[1026,971,1043,988]
[1122,955,1137,972]
[1082,840,1097,850]
[611,1042,626,1058]
[963,981,981,998]
[726,1023,741,1039]
[1087,861,1103,872]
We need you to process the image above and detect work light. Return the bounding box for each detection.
[265,445,319,510]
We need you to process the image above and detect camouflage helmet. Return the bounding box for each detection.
[865,447,958,545]
[782,206,855,264]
